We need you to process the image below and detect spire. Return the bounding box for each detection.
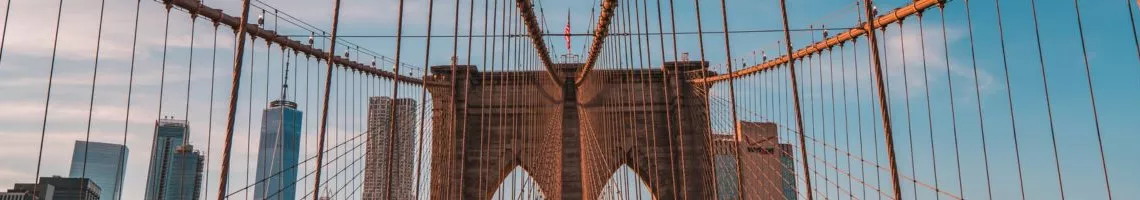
[280,53,290,101]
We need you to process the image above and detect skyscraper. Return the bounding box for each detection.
[363,97,417,199]
[252,99,303,200]
[143,117,188,200]
[5,176,101,200]
[69,141,128,200]
[715,121,796,200]
[164,144,204,200]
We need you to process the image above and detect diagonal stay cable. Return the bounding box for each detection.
[574,0,619,87]
[515,0,564,88]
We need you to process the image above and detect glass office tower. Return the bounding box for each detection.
[165,144,204,200]
[68,141,128,200]
[253,100,303,200]
[143,117,188,200]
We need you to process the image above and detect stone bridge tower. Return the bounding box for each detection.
[425,61,717,200]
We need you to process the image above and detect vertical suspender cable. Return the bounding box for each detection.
[120,0,144,197]
[634,0,660,193]
[935,4,967,198]
[960,1,997,198]
[0,0,11,67]
[989,0,1025,198]
[894,22,921,199]
[311,0,344,198]
[915,13,945,200]
[79,1,110,199]
[477,0,492,196]
[1070,1,1114,198]
[859,0,903,198]
[385,0,408,197]
[204,19,220,199]
[155,4,176,198]
[710,0,745,198]
[217,0,255,198]
[664,1,690,197]
[412,0,437,197]
[777,0,814,199]
[687,1,719,198]
[654,0,679,195]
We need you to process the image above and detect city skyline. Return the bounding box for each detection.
[0,0,1137,199]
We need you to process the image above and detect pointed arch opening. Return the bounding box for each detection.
[598,164,654,200]
[490,166,548,199]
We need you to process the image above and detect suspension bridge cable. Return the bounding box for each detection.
[0,0,10,68]
[410,0,437,198]
[664,0,694,196]
[619,4,637,197]
[931,5,968,199]
[839,41,858,200]
[913,11,946,200]
[149,5,177,198]
[687,0,719,197]
[117,0,145,199]
[635,0,662,193]
[850,37,870,200]
[475,0,492,196]
[957,1,999,198]
[285,28,855,39]
[310,0,344,197]
[808,30,824,199]
[828,45,850,200]
[876,24,893,200]
[777,0,815,199]
[869,28,886,200]
[215,0,255,198]
[242,36,261,200]
[652,0,679,194]
[1129,0,1140,84]
[892,22,922,199]
[858,0,905,198]
[255,112,381,199]
[382,0,409,197]
[202,19,221,199]
[30,0,64,185]
[78,0,111,199]
[988,0,1026,198]
[1069,0,1115,198]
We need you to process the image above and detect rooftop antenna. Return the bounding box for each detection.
[280,53,290,101]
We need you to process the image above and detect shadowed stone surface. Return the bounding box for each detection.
[425,61,718,200]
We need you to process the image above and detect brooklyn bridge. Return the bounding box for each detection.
[0,0,1136,199]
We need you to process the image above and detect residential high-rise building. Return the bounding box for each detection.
[164,144,204,200]
[68,141,128,200]
[715,121,796,200]
[252,100,303,200]
[362,97,417,199]
[4,176,100,200]
[143,117,189,200]
[0,192,33,200]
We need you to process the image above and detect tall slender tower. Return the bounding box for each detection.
[363,97,417,199]
[253,59,304,200]
[143,117,188,200]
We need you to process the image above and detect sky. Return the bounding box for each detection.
[0,0,1137,199]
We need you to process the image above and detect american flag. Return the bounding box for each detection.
[565,10,571,53]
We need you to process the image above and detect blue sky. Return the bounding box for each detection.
[0,0,1137,199]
